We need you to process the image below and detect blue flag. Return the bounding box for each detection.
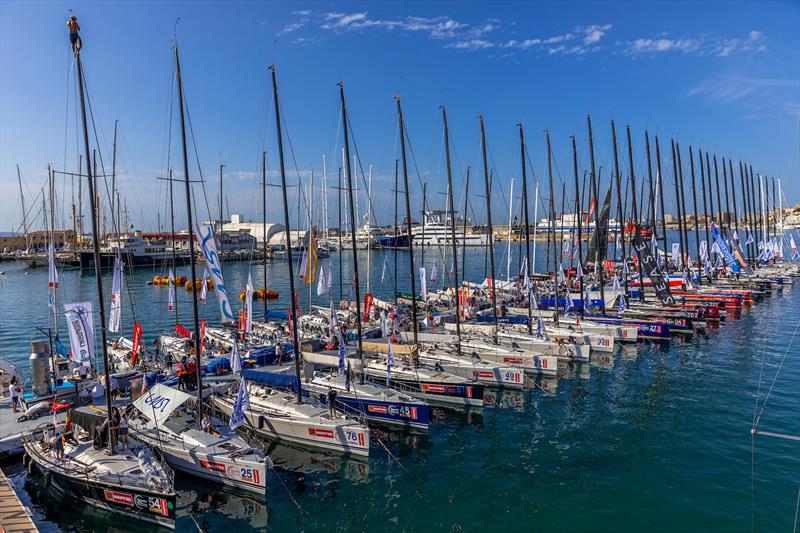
[535,316,544,338]
[54,337,70,358]
[229,376,250,430]
[337,331,346,375]
[710,223,740,273]
[617,295,627,313]
[386,342,394,387]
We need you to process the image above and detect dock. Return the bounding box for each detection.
[0,467,38,532]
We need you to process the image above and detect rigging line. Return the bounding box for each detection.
[753,316,799,429]
[344,111,381,229]
[182,91,216,230]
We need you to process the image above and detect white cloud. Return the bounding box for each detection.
[625,30,766,57]
[277,20,306,36]
[582,24,612,45]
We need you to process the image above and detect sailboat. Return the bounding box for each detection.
[23,29,176,527]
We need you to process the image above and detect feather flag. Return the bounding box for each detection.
[327,261,333,291]
[301,237,318,284]
[380,310,389,338]
[109,257,123,333]
[576,261,584,280]
[419,267,428,301]
[167,269,175,312]
[200,268,208,304]
[230,341,241,373]
[612,273,621,290]
[699,241,708,262]
[671,243,680,266]
[245,272,254,334]
[745,227,754,245]
[337,330,346,375]
[557,262,566,284]
[298,249,308,280]
[617,295,627,313]
[229,376,250,430]
[535,316,544,338]
[317,264,327,296]
[48,243,59,288]
[430,260,438,283]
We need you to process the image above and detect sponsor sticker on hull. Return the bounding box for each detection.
[308,427,335,439]
[227,465,262,486]
[104,489,134,507]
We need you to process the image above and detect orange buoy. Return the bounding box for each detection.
[264,289,279,299]
[154,275,162,284]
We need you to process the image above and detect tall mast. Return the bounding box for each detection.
[110,120,118,236]
[698,148,711,268]
[645,132,656,233]
[739,161,753,264]
[421,183,427,269]
[48,166,59,330]
[520,124,534,329]
[610,120,623,262]
[626,126,643,301]
[17,165,28,250]
[480,115,499,337]
[219,163,225,275]
[441,106,461,356]
[393,159,399,300]
[587,115,605,312]
[168,169,178,323]
[545,128,559,325]
[462,167,470,281]
[75,48,114,454]
[571,136,585,317]
[721,157,731,229]
[728,159,739,240]
[749,165,760,255]
[341,84,365,380]
[272,66,303,402]
[676,143,688,272]
[670,140,683,270]
[338,167,343,303]
[395,96,419,354]
[688,146,701,268]
[262,152,268,317]
[655,137,668,262]
[174,45,204,418]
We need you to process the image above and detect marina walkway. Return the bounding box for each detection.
[0,467,37,533]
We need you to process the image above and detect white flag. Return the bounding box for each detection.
[193,224,235,323]
[699,241,708,262]
[109,257,123,333]
[380,256,388,284]
[229,376,250,430]
[230,341,242,373]
[327,261,333,291]
[711,241,721,255]
[168,269,176,312]
[47,243,59,288]
[245,272,254,334]
[557,262,565,284]
[576,261,584,279]
[64,302,94,367]
[317,264,327,296]
[430,260,438,283]
[419,267,428,301]
[671,243,680,266]
[200,268,208,304]
[612,273,621,290]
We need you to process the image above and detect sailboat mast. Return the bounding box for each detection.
[271,67,303,402]
[645,132,656,234]
[545,129,559,325]
[699,148,711,267]
[441,106,461,356]
[395,96,419,353]
[670,140,683,270]
[739,161,754,264]
[169,169,178,322]
[462,167,470,281]
[111,120,117,234]
[48,166,59,330]
[676,143,688,272]
[587,115,605,312]
[626,126,643,301]
[338,167,343,303]
[17,165,28,250]
[721,157,731,230]
[688,146,701,268]
[219,163,225,275]
[479,115,499,337]
[75,50,114,454]
[520,124,534,330]
[728,159,739,237]
[610,120,623,262]
[655,137,668,261]
[393,159,399,300]
[340,84,365,380]
[173,45,204,418]
[262,152,267,317]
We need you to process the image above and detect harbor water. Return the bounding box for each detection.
[0,241,798,532]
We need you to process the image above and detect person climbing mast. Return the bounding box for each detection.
[67,14,82,55]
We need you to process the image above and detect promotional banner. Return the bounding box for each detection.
[363,293,374,322]
[131,323,142,366]
[631,226,675,305]
[671,243,680,266]
[109,257,123,333]
[229,376,250,430]
[723,228,753,274]
[245,272,254,334]
[200,268,208,303]
[64,302,94,366]
[419,267,428,301]
[710,223,740,273]
[699,241,708,262]
[193,224,235,323]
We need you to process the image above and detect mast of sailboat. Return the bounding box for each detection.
[17,165,29,251]
[721,157,731,232]
[545,128,559,325]
[705,152,716,263]
[168,169,178,323]
[462,167,470,281]
[262,152,268,317]
[519,124,534,330]
[366,165,372,293]
[340,84,365,381]
[586,115,605,312]
[739,161,753,265]
[669,140,683,271]
[479,115,499,338]
[173,44,204,418]
[626,126,644,301]
[645,132,656,239]
[48,165,59,330]
[393,159,399,300]
[441,106,461,356]
[338,166,343,302]
[271,66,303,402]
[749,165,760,256]
[75,47,114,455]
[421,183,427,269]
[395,96,420,356]
[728,159,739,250]
[688,146,701,269]
[676,143,688,273]
[655,137,668,262]
[219,163,225,275]
[698,148,711,271]
[610,120,624,263]
[571,136,585,317]
[111,120,118,237]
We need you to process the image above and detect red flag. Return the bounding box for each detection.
[603,259,614,278]
[131,323,142,366]
[174,324,193,339]
[586,196,596,223]
[363,293,374,322]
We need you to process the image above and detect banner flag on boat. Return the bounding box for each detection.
[746,227,754,245]
[329,302,337,337]
[64,302,94,367]
[54,337,70,358]
[47,243,59,288]
[230,341,242,373]
[710,223,740,273]
[131,323,142,366]
[245,272,254,334]
[380,256,388,284]
[699,241,708,262]
[200,268,208,303]
[109,257,123,333]
[363,293,374,322]
[430,260,438,283]
[133,382,193,425]
[301,236,318,284]
[167,269,176,312]
[386,341,394,387]
[327,262,333,291]
[671,243,680,266]
[723,228,753,274]
[576,261,584,279]
[229,376,250,430]
[193,224,235,323]
[419,267,428,301]
[631,225,675,305]
[317,264,327,296]
[380,311,389,338]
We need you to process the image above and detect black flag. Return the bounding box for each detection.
[632,224,675,305]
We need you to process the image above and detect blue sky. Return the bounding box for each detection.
[1,1,798,233]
